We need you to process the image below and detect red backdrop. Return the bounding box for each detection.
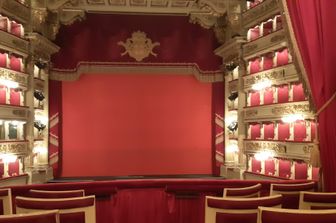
[61,74,212,177]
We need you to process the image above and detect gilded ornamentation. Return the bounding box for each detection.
[245,141,286,154]
[12,109,28,118]
[303,145,314,154]
[271,104,310,115]
[244,44,258,55]
[118,31,160,62]
[0,68,27,86]
[0,142,28,155]
[11,39,28,52]
[270,34,286,43]
[245,110,258,118]
[245,69,285,86]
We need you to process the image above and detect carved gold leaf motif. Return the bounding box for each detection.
[118,31,160,62]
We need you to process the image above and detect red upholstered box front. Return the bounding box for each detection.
[264,88,274,105]
[60,212,85,223]
[263,123,274,140]
[278,122,289,141]
[278,159,291,179]
[249,58,261,74]
[10,22,24,38]
[252,158,261,173]
[9,56,22,72]
[262,53,274,71]
[250,91,260,106]
[250,123,261,139]
[9,89,20,106]
[261,209,336,223]
[294,121,307,142]
[248,28,260,41]
[262,21,273,36]
[293,83,305,101]
[294,162,308,179]
[265,159,275,176]
[276,48,289,66]
[0,53,7,68]
[274,15,283,31]
[0,86,6,104]
[277,85,289,103]
[0,17,9,32]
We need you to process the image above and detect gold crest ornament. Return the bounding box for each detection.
[118,31,160,62]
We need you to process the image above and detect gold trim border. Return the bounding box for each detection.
[50,62,224,83]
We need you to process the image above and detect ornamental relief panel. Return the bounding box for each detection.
[271,104,311,116]
[1,0,30,23]
[0,68,28,87]
[118,31,160,62]
[0,142,28,155]
[245,141,286,154]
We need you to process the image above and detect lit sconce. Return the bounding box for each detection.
[0,153,17,163]
[252,79,272,91]
[33,146,47,155]
[0,79,19,89]
[227,122,238,132]
[226,111,238,132]
[254,150,274,161]
[35,60,47,69]
[34,90,45,101]
[227,141,239,153]
[228,91,238,101]
[281,114,304,123]
[34,120,46,131]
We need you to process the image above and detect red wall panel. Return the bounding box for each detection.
[62,74,212,176]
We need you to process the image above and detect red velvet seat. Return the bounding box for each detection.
[258,206,336,223]
[0,188,13,215]
[270,181,316,209]
[205,195,282,223]
[0,210,59,223]
[223,183,262,198]
[28,189,85,198]
[299,191,336,210]
[15,195,96,223]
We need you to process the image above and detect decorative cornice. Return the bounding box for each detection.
[50,62,224,83]
[271,103,310,115]
[245,141,286,154]
[25,33,60,61]
[214,36,246,62]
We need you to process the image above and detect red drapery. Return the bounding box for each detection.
[285,0,336,191]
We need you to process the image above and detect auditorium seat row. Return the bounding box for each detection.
[0,188,96,223]
[206,181,336,223]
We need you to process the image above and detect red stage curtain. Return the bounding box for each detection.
[286,0,336,191]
